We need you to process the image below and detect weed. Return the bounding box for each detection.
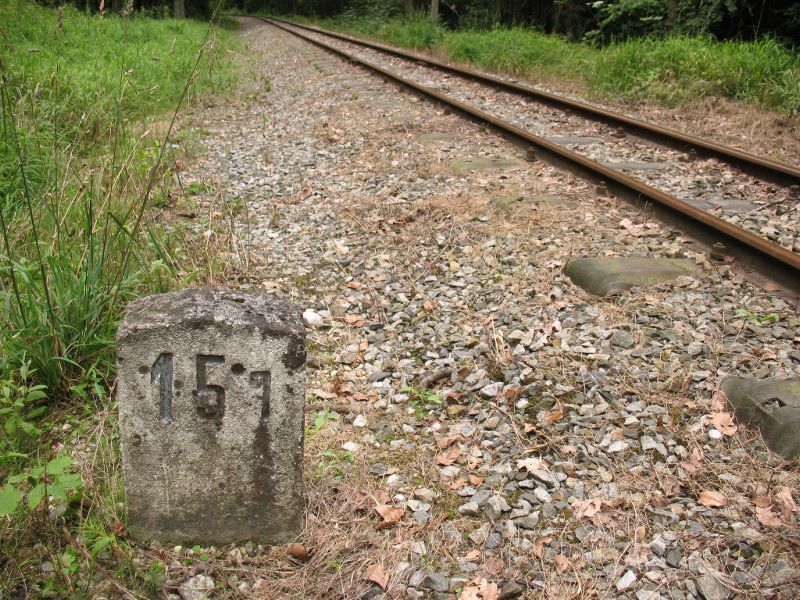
[401,385,443,416]
[735,308,782,325]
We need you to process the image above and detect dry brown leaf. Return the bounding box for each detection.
[709,412,738,436]
[516,457,546,472]
[554,554,570,573]
[680,447,704,475]
[366,564,388,590]
[465,549,481,560]
[459,578,499,600]
[756,506,783,527]
[532,536,553,559]
[436,435,460,449]
[544,404,564,425]
[573,498,602,519]
[483,556,503,575]
[711,390,728,412]
[469,474,485,486]
[344,314,367,327]
[423,300,436,312]
[287,543,309,561]
[309,388,336,399]
[373,489,392,504]
[698,490,727,508]
[448,478,468,491]
[775,487,797,523]
[375,504,404,526]
[751,495,771,508]
[346,281,362,289]
[436,444,463,466]
[624,543,651,567]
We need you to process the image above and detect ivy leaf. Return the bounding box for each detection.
[27,483,46,509]
[0,485,23,516]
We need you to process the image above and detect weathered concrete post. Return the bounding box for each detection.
[117,288,306,544]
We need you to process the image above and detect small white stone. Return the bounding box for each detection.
[353,414,367,427]
[708,429,723,441]
[607,440,629,453]
[342,441,359,452]
[302,308,325,328]
[616,570,637,591]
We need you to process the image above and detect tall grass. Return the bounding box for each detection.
[0,3,237,395]
[306,15,800,113]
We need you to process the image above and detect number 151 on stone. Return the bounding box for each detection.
[117,288,306,545]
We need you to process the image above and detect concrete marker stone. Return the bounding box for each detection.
[722,376,800,459]
[117,287,305,544]
[565,256,696,296]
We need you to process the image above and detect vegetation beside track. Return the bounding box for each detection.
[0,2,237,594]
[289,14,800,114]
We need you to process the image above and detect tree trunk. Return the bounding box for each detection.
[495,0,501,23]
[173,0,185,18]
[430,0,438,22]
[405,0,413,16]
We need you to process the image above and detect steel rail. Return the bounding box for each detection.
[271,17,800,186]
[257,17,800,285]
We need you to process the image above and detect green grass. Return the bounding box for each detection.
[298,14,800,113]
[1,3,237,393]
[0,2,238,594]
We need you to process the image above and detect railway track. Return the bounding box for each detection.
[254,16,800,293]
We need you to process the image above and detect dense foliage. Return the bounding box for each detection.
[304,9,800,113]
[234,0,800,44]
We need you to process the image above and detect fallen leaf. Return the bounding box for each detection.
[711,390,727,412]
[366,564,388,590]
[544,404,563,424]
[112,521,127,538]
[709,411,738,436]
[775,487,797,523]
[573,498,602,519]
[516,457,546,472]
[448,478,468,490]
[751,495,771,508]
[344,314,367,327]
[532,536,553,559]
[309,388,336,399]
[346,281,362,289]
[373,489,392,504]
[624,543,650,567]
[756,506,783,527]
[469,474,484,486]
[698,490,727,508]
[287,543,309,561]
[459,578,499,600]
[436,444,463,466]
[465,549,481,560]
[554,554,570,573]
[483,556,503,575]
[436,435,460,449]
[680,447,704,475]
[423,300,436,312]
[375,504,404,526]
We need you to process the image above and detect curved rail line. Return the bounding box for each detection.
[252,16,800,291]
[271,17,800,187]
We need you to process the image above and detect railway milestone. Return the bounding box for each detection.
[171,16,800,599]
